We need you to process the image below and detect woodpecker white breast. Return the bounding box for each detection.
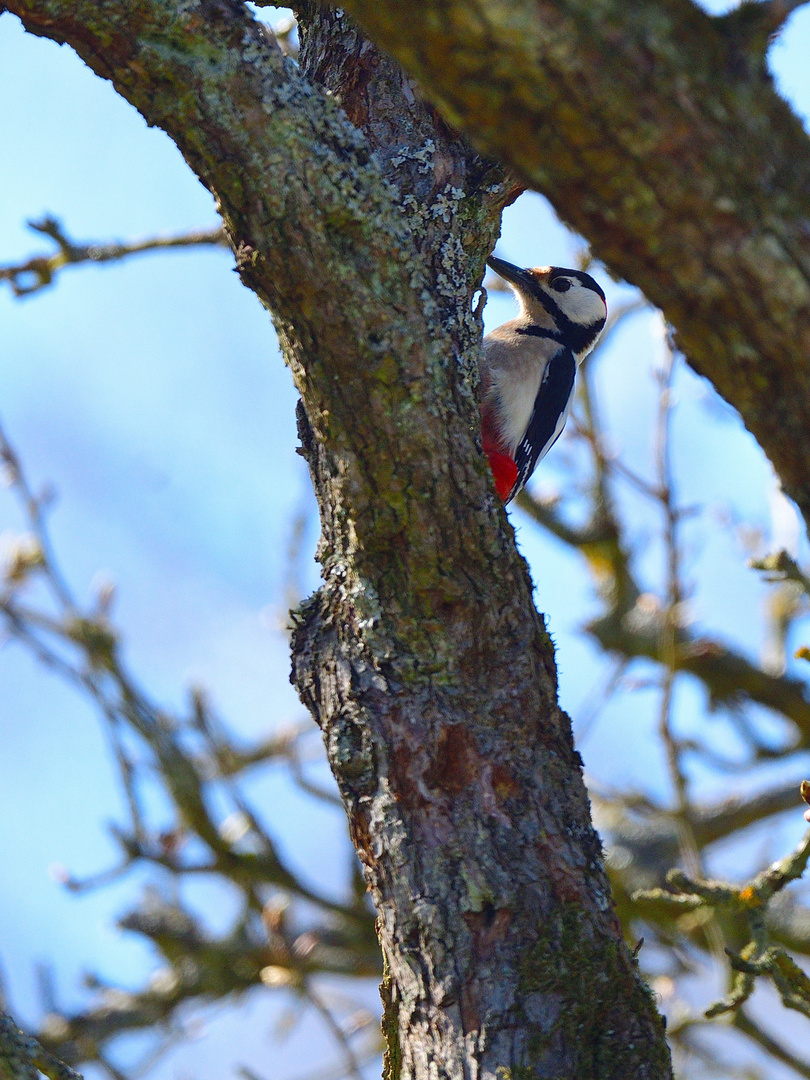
[481,256,607,503]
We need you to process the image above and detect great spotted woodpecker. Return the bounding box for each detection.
[481,256,607,503]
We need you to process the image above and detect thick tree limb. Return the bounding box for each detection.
[0,1012,82,1080]
[0,1,671,1077]
[329,0,810,527]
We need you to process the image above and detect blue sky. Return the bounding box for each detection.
[2,4,810,1078]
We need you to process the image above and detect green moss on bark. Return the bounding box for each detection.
[520,907,669,1079]
[380,952,401,1080]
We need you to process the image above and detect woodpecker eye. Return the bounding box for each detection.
[551,278,572,293]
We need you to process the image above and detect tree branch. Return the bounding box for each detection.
[0,1012,82,1080]
[589,603,810,749]
[721,0,810,48]
[635,824,810,1020]
[0,217,227,296]
[734,1009,810,1080]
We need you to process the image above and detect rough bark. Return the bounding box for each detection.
[329,0,810,528]
[0,0,672,1076]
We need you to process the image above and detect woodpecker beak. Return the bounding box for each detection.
[487,256,535,292]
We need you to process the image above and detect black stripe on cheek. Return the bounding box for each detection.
[523,280,566,325]
[515,325,564,342]
[565,317,606,355]
[520,275,606,355]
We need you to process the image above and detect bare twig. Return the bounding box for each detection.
[0,217,228,297]
[653,327,707,889]
[0,418,74,608]
[733,1009,810,1079]
[574,657,630,743]
[635,821,810,1020]
[304,985,365,1080]
[751,550,810,595]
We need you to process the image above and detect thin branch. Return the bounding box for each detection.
[94,1052,131,1080]
[0,418,75,609]
[751,549,810,595]
[635,823,810,1020]
[655,398,681,753]
[0,217,228,297]
[574,657,630,743]
[650,324,729,960]
[693,779,810,847]
[586,604,810,750]
[579,296,649,374]
[304,988,365,1080]
[653,327,707,885]
[733,1008,810,1079]
[287,741,344,809]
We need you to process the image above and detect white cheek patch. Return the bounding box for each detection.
[562,284,606,326]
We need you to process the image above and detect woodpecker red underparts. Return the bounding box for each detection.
[481,256,607,503]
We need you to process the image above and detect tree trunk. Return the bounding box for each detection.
[2,0,672,1075]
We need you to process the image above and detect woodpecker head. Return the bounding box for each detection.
[487,256,607,360]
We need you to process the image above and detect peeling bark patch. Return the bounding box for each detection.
[462,905,513,957]
[350,805,376,873]
[389,737,434,814]
[537,835,586,905]
[339,40,379,127]
[459,984,481,1036]
[490,763,520,801]
[422,723,480,795]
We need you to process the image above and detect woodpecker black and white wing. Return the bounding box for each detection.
[508,345,576,503]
